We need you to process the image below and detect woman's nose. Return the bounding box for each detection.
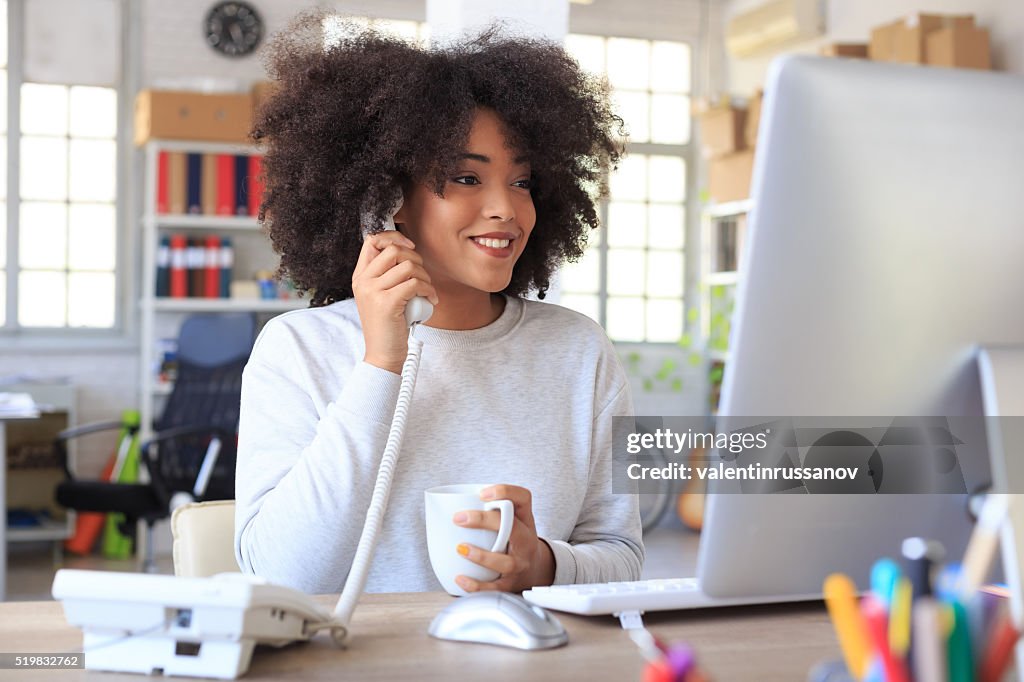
[483,185,515,222]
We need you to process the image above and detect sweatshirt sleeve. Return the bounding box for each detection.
[542,372,645,585]
[233,320,402,594]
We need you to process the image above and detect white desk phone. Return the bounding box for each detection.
[52,194,445,678]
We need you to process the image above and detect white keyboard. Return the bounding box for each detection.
[523,578,701,615]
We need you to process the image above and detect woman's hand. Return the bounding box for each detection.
[453,484,555,593]
[352,231,439,374]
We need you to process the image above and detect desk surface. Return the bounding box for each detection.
[0,593,839,681]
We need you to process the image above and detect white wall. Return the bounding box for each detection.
[726,0,1024,95]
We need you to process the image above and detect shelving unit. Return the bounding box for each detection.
[138,140,306,439]
[3,383,77,544]
[700,199,753,412]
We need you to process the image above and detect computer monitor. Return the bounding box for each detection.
[696,55,1024,598]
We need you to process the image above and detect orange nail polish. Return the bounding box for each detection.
[457,543,470,557]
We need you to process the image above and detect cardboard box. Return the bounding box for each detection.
[695,105,747,159]
[820,43,869,58]
[708,149,755,204]
[744,90,763,149]
[870,13,975,64]
[134,90,253,146]
[926,24,991,70]
[251,81,279,117]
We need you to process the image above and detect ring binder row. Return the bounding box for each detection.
[156,235,233,299]
[157,150,264,217]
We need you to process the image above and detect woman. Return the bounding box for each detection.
[235,13,643,594]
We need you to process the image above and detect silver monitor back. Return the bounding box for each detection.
[697,55,1024,598]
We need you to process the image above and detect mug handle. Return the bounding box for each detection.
[483,499,514,554]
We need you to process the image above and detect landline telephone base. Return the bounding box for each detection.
[52,569,340,680]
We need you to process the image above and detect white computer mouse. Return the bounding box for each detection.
[428,592,569,650]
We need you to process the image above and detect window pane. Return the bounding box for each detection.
[607,296,645,342]
[559,247,600,294]
[560,293,600,324]
[566,34,605,77]
[0,200,5,264]
[646,251,684,298]
[21,83,68,136]
[646,299,683,342]
[19,270,67,327]
[68,203,116,270]
[606,38,649,90]
[69,86,117,138]
[0,1,7,69]
[69,139,116,202]
[610,154,647,201]
[613,90,649,143]
[651,42,691,93]
[648,204,685,250]
[607,248,645,296]
[20,202,67,269]
[68,271,115,328]
[21,136,68,201]
[608,201,646,248]
[648,155,686,203]
[651,93,690,145]
[0,273,4,325]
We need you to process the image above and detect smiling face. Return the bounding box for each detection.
[394,108,536,298]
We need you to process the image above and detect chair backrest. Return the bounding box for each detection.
[152,313,257,501]
[171,500,239,577]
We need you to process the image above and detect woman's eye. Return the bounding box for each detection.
[453,176,480,185]
[514,178,533,190]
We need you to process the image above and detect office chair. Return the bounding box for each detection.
[54,312,257,572]
[171,500,239,577]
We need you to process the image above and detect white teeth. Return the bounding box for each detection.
[473,238,510,249]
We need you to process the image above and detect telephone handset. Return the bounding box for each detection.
[380,195,433,327]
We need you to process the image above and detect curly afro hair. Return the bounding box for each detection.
[253,11,625,306]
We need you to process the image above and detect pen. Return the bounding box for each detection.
[862,594,910,682]
[912,597,948,682]
[871,557,902,607]
[947,599,975,682]
[979,614,1019,682]
[889,576,913,659]
[903,537,945,599]
[823,573,872,680]
[959,494,1009,599]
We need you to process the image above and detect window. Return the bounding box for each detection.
[0,1,7,325]
[1,0,122,332]
[18,83,117,327]
[561,34,692,343]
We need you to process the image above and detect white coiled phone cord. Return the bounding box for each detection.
[330,325,424,643]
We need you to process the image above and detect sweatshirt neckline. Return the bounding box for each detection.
[411,295,524,351]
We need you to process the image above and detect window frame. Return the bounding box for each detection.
[0,0,134,348]
[559,32,700,347]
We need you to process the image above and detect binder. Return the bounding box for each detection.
[219,237,233,298]
[205,236,221,298]
[169,234,187,298]
[156,151,170,214]
[248,155,263,217]
[234,155,250,215]
[186,153,202,214]
[201,154,218,215]
[187,238,205,297]
[216,154,235,215]
[167,152,187,214]
[155,235,171,297]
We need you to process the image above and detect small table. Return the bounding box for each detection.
[1,408,41,601]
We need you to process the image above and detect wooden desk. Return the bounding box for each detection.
[0,593,840,680]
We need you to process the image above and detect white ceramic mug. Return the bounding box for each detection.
[424,484,514,596]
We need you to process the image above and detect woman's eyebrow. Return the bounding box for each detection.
[457,152,530,165]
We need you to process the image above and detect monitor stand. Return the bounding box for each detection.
[977,346,1024,674]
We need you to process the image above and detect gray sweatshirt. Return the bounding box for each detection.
[234,295,644,594]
